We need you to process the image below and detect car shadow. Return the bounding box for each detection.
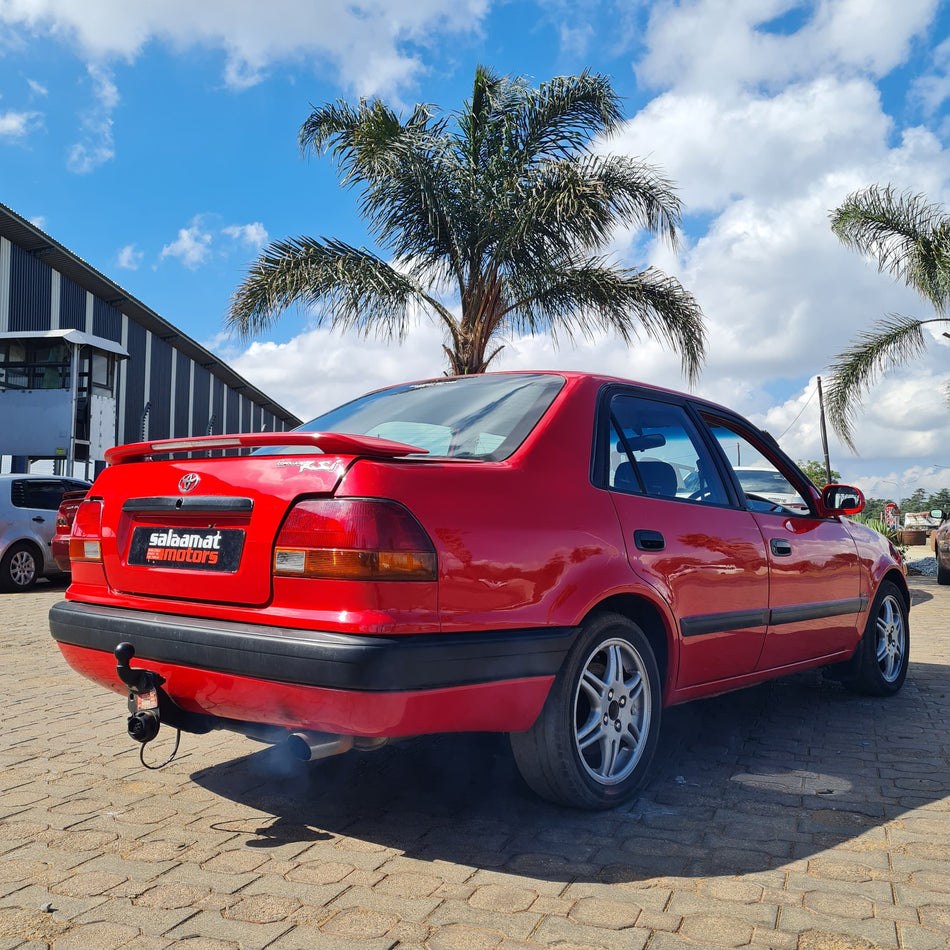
[191,660,950,882]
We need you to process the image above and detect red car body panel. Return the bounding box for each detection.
[49,371,908,755]
[51,490,87,573]
[56,642,553,735]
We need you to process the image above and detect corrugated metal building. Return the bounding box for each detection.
[0,201,301,475]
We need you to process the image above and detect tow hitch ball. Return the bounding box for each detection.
[114,642,164,744]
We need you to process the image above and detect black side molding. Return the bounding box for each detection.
[680,597,869,638]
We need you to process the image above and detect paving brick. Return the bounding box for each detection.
[569,895,642,929]
[375,869,443,898]
[527,894,574,916]
[532,913,649,949]
[667,892,777,928]
[223,893,301,923]
[2,576,950,950]
[70,896,198,935]
[778,907,899,947]
[679,913,755,946]
[425,923,504,950]
[465,884,536,915]
[165,909,292,948]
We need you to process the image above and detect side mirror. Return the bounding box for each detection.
[930,509,946,522]
[821,484,865,516]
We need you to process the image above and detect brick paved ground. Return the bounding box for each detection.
[1,574,948,949]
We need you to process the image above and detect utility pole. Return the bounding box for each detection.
[817,376,832,485]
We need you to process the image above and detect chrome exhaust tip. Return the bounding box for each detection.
[286,731,354,762]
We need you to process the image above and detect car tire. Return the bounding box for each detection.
[0,542,40,592]
[847,580,909,696]
[509,612,661,809]
[937,558,950,586]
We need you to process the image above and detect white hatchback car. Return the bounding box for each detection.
[0,474,91,591]
[732,466,808,510]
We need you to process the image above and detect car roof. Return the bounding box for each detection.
[363,370,741,417]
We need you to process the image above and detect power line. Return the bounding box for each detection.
[777,383,818,440]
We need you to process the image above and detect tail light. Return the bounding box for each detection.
[69,499,104,562]
[274,499,437,581]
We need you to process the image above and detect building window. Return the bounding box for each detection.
[0,340,71,390]
[86,350,115,391]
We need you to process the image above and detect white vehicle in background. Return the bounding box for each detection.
[0,474,91,591]
[733,466,809,511]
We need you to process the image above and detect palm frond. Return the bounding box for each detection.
[504,261,706,385]
[512,70,623,162]
[226,236,453,340]
[825,314,933,451]
[831,185,950,313]
[493,154,682,264]
[299,98,441,188]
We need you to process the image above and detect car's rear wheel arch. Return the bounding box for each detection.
[583,593,670,692]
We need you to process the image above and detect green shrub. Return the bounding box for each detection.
[851,515,907,556]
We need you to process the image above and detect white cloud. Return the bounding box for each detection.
[606,78,891,212]
[222,222,268,247]
[593,18,950,486]
[0,0,491,96]
[637,0,940,94]
[116,243,143,269]
[27,78,47,96]
[66,63,117,173]
[912,35,950,116]
[160,217,213,270]
[0,109,41,138]
[230,322,448,419]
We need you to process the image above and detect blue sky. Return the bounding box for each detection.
[1,0,949,499]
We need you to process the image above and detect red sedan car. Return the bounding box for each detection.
[51,490,88,573]
[49,372,909,809]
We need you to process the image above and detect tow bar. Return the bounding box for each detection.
[115,642,163,742]
[114,642,211,769]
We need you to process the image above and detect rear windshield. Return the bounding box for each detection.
[269,374,564,461]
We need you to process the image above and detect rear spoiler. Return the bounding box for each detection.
[105,431,428,465]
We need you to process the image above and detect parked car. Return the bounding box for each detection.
[732,466,809,509]
[48,372,909,808]
[1,474,91,591]
[51,490,89,573]
[934,510,950,585]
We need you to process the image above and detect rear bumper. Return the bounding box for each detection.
[49,600,573,736]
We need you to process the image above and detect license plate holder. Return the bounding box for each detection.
[128,526,245,572]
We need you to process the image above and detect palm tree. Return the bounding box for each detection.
[227,66,706,380]
[828,184,950,450]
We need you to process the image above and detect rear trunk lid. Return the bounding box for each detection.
[94,432,423,606]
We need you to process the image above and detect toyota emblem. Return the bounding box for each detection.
[178,473,201,493]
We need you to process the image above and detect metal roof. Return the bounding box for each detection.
[0,200,302,427]
[0,329,130,358]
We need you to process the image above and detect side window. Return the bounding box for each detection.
[607,394,728,506]
[703,417,812,515]
[13,479,66,511]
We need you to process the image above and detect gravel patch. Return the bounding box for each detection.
[908,556,938,577]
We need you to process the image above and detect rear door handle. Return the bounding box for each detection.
[634,530,665,551]
[32,516,45,523]
[770,538,792,557]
